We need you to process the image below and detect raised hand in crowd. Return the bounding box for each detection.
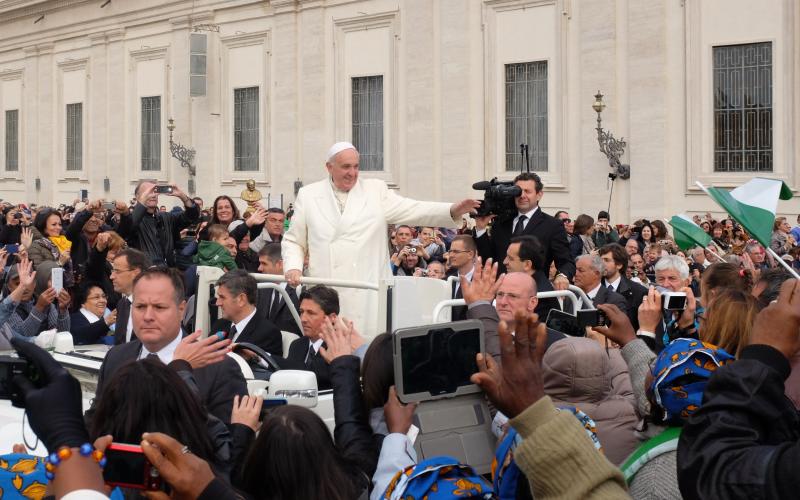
[592,303,637,347]
[94,231,111,251]
[104,308,118,326]
[173,330,232,369]
[231,394,263,433]
[320,316,355,363]
[460,256,503,305]
[676,286,697,330]
[749,279,800,359]
[638,286,663,333]
[384,386,417,434]
[57,288,71,312]
[136,182,157,206]
[20,226,33,250]
[471,309,547,418]
[58,249,71,266]
[0,247,8,271]
[141,432,218,500]
[245,207,268,228]
[10,337,105,497]
[35,287,57,312]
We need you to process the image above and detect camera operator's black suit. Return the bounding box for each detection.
[474,208,575,278]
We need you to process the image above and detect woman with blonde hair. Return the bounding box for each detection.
[699,288,758,358]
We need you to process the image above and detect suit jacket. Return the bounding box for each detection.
[286,336,332,390]
[257,285,302,336]
[604,277,648,331]
[591,285,629,317]
[211,309,283,356]
[88,338,248,426]
[533,271,559,322]
[282,178,456,337]
[113,297,133,346]
[474,208,575,279]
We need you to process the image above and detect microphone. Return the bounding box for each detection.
[471,181,494,190]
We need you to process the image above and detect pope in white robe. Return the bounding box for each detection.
[282,142,480,336]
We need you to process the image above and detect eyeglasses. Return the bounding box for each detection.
[111,267,133,274]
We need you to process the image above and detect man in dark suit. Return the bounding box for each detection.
[87,267,247,426]
[109,248,148,345]
[447,235,477,321]
[573,254,628,315]
[473,172,574,279]
[256,243,302,336]
[599,243,648,330]
[503,235,559,322]
[210,269,283,355]
[286,285,339,390]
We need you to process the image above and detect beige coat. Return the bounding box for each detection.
[282,177,456,336]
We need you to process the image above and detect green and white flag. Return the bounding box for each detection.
[669,214,712,251]
[696,177,793,248]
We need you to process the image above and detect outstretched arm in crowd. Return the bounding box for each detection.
[677,279,800,500]
[472,310,629,500]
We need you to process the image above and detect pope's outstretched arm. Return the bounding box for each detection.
[282,188,308,286]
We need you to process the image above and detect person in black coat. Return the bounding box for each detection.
[85,267,247,427]
[257,243,302,336]
[473,172,575,279]
[572,254,629,316]
[286,285,341,390]
[598,243,648,330]
[209,269,283,356]
[69,282,116,345]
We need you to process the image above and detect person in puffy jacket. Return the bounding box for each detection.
[542,336,639,465]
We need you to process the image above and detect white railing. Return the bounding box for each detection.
[431,288,587,323]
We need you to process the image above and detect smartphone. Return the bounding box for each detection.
[103,443,162,491]
[51,267,64,294]
[102,201,116,210]
[4,244,18,255]
[154,185,174,194]
[259,397,288,420]
[545,309,585,337]
[576,309,608,329]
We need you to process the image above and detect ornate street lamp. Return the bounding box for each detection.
[167,118,196,194]
[592,91,630,180]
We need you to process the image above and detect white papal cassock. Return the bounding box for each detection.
[282,177,457,336]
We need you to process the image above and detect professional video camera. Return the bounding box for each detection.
[471,178,521,219]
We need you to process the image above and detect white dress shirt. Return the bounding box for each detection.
[139,331,182,364]
[474,206,540,238]
[232,307,257,342]
[124,294,134,342]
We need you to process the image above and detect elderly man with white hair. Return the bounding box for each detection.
[282,142,480,336]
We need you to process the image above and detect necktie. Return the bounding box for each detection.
[305,342,315,367]
[146,353,161,363]
[607,284,615,293]
[513,215,527,236]
[229,324,238,341]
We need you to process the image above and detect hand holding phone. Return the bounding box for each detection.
[51,267,64,294]
[104,443,162,490]
[155,185,174,194]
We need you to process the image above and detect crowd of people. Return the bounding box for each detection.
[3,143,800,500]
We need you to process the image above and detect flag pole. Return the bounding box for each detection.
[703,246,725,262]
[766,247,800,280]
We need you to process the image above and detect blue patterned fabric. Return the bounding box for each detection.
[381,455,493,500]
[651,338,734,423]
[0,453,47,499]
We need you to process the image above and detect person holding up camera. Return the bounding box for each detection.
[390,244,427,277]
[473,172,574,279]
[592,210,620,248]
[125,181,199,267]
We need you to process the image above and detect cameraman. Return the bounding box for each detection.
[473,172,574,278]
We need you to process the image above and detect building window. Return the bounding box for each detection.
[234,87,259,171]
[351,75,383,171]
[141,96,161,171]
[5,110,18,172]
[505,61,548,171]
[190,33,207,97]
[66,103,82,171]
[713,42,772,172]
